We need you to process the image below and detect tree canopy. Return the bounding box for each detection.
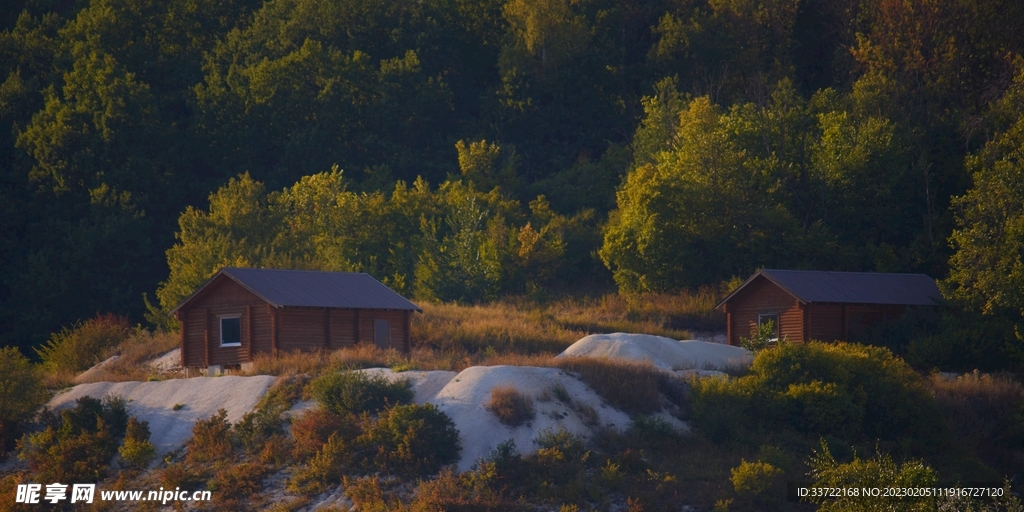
[1,0,1023,350]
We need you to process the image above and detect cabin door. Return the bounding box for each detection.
[374,319,390,349]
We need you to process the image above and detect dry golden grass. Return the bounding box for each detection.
[411,289,726,358]
[553,358,665,415]
[60,329,182,385]
[243,345,467,376]
[928,371,1024,474]
[487,386,536,426]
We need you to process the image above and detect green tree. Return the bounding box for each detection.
[946,61,1024,326]
[157,173,285,313]
[0,347,46,450]
[415,181,516,302]
[601,93,806,291]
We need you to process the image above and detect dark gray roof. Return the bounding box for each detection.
[718,269,942,307]
[173,268,421,312]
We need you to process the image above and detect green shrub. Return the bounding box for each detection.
[628,415,679,443]
[290,430,356,493]
[186,409,233,465]
[783,381,861,438]
[306,370,413,416]
[739,320,777,353]
[18,396,129,482]
[235,398,287,452]
[528,427,590,494]
[730,459,782,497]
[806,442,937,511]
[690,342,944,448]
[487,386,535,427]
[118,417,156,468]
[0,347,46,450]
[35,314,131,373]
[688,375,757,443]
[355,403,461,477]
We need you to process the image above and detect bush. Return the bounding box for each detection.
[536,427,587,457]
[118,417,156,468]
[235,376,306,452]
[687,376,757,443]
[161,463,204,490]
[806,442,936,511]
[628,415,679,443]
[291,409,352,460]
[291,430,357,493]
[0,347,46,451]
[35,314,131,373]
[355,403,461,477]
[186,409,233,465]
[306,370,413,416]
[487,386,535,427]
[739,320,777,353]
[690,342,945,450]
[18,396,129,482]
[730,459,782,497]
[208,461,273,509]
[782,381,861,438]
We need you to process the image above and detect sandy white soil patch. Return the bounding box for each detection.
[47,376,278,455]
[73,355,121,384]
[430,365,634,472]
[147,349,181,371]
[558,333,752,371]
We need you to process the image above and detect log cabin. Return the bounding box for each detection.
[171,268,422,371]
[716,269,941,346]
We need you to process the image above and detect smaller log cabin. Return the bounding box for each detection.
[171,268,422,369]
[716,269,941,346]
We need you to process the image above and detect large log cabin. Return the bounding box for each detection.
[716,269,941,346]
[171,268,421,370]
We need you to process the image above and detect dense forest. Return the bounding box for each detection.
[3,0,1024,356]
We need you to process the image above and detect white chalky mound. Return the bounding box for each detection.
[428,365,635,472]
[558,333,753,371]
[47,376,278,455]
[328,367,686,472]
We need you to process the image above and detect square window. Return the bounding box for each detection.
[757,313,779,342]
[220,317,241,346]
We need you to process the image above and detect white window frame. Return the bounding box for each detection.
[219,315,242,347]
[757,313,780,342]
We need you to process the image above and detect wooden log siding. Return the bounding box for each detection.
[204,308,211,367]
[354,309,361,345]
[330,309,357,348]
[404,311,412,351]
[727,276,803,345]
[807,304,843,342]
[247,305,254,362]
[178,312,187,367]
[278,307,329,352]
[324,308,331,349]
[270,304,278,355]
